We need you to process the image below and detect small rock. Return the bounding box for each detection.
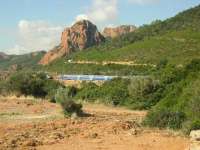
[50,132,64,140]
[91,133,98,139]
[129,128,137,136]
[0,140,3,144]
[24,139,39,147]
[190,130,200,141]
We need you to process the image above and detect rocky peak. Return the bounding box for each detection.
[39,20,105,65]
[61,20,104,52]
[103,25,137,38]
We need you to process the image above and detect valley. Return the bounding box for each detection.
[0,3,200,150]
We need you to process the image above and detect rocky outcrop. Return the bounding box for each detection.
[39,20,105,65]
[103,25,137,38]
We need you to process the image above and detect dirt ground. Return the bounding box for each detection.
[0,97,189,150]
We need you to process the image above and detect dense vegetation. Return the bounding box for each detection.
[0,71,63,99]
[144,59,200,133]
[55,76,159,110]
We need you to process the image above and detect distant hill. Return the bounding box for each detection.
[0,52,9,60]
[45,5,200,75]
[0,51,46,71]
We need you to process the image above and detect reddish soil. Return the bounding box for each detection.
[0,97,189,150]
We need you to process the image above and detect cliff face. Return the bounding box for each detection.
[39,20,105,65]
[103,25,137,38]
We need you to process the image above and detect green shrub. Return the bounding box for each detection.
[74,77,160,109]
[55,88,82,117]
[76,82,99,101]
[55,87,78,103]
[145,109,186,129]
[55,88,69,104]
[128,77,159,99]
[99,78,129,105]
[189,120,200,131]
[144,59,200,132]
[8,71,47,97]
[3,71,63,98]
[61,100,83,117]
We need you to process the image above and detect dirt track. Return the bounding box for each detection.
[0,97,189,150]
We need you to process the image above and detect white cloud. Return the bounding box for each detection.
[18,20,63,53]
[88,0,118,23]
[128,0,160,5]
[75,14,89,22]
[5,45,27,55]
[5,20,64,55]
[75,0,118,26]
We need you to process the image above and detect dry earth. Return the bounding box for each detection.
[0,97,189,150]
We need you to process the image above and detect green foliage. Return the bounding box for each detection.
[76,82,99,101]
[74,77,159,109]
[61,100,83,117]
[0,71,63,98]
[126,77,160,109]
[55,87,77,103]
[189,120,200,131]
[128,78,158,99]
[144,109,186,129]
[99,78,130,105]
[144,59,200,132]
[8,72,47,97]
[45,60,153,76]
[76,78,130,106]
[55,87,82,117]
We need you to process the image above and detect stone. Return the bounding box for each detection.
[189,130,200,150]
[103,25,137,38]
[190,130,200,141]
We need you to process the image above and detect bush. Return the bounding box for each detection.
[100,78,130,105]
[144,109,186,129]
[2,71,63,99]
[74,77,160,109]
[76,78,130,106]
[128,77,159,99]
[76,82,99,101]
[61,100,83,117]
[189,120,200,131]
[55,87,77,103]
[144,59,200,132]
[55,88,82,117]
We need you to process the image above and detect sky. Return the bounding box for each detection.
[0,0,200,55]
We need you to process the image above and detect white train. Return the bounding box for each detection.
[58,75,118,81]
